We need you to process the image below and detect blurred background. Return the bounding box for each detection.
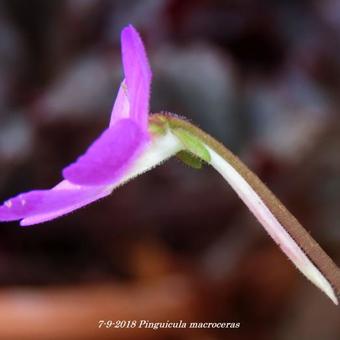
[0,0,339,339]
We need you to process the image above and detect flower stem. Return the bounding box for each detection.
[155,113,340,304]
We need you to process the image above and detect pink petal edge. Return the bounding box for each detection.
[109,80,130,126]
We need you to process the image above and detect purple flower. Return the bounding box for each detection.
[0,25,180,226]
[0,25,338,305]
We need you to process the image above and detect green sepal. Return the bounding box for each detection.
[148,115,168,136]
[176,150,203,169]
[171,127,211,163]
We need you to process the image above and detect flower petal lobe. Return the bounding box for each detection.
[63,119,149,186]
[109,80,130,126]
[0,182,111,226]
[121,25,152,129]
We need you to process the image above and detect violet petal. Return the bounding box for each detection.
[121,25,152,130]
[109,80,130,126]
[63,118,149,186]
[0,181,111,226]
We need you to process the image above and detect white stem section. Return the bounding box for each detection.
[205,144,337,304]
